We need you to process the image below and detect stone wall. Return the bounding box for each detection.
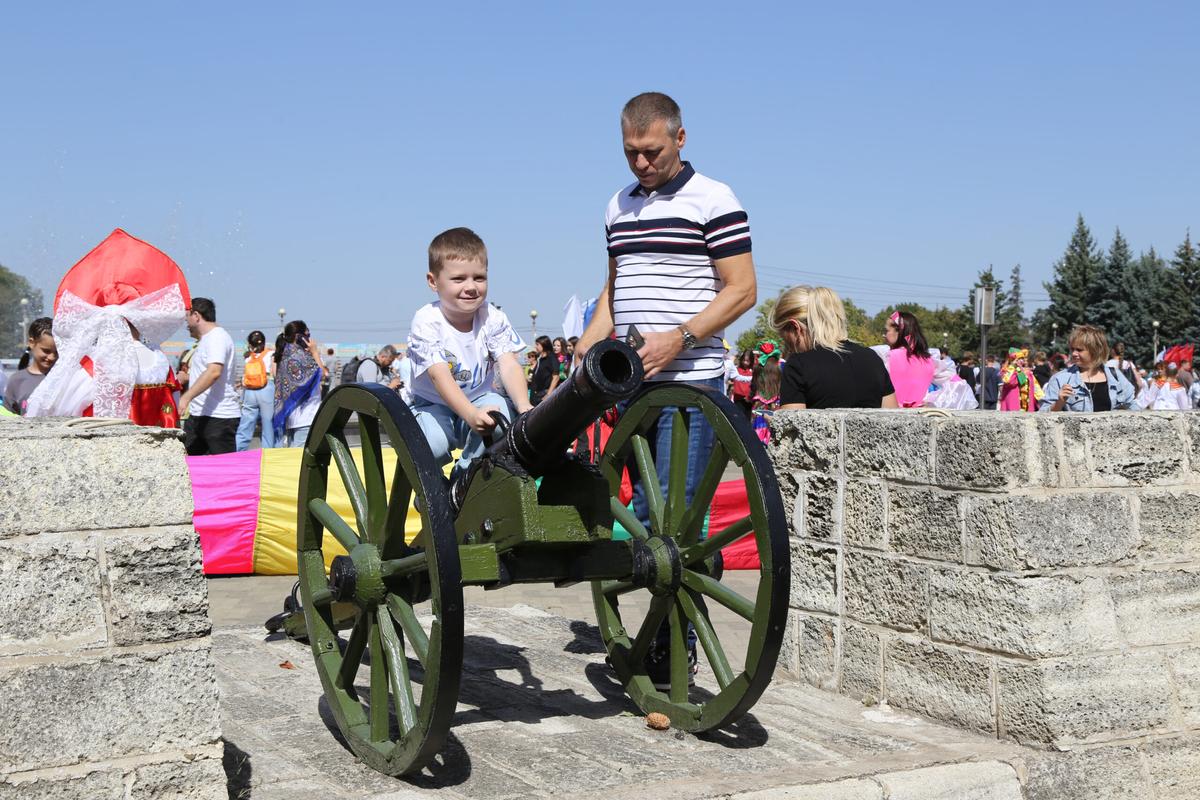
[0,418,223,798]
[769,409,1199,798]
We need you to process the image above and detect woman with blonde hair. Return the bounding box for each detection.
[1041,324,1134,412]
[773,285,897,410]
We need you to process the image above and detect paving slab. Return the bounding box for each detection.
[213,581,1030,799]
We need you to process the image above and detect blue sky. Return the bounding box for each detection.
[2,2,1197,346]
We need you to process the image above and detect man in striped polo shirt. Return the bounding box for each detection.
[577,91,757,686]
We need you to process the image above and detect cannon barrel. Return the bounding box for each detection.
[492,338,643,476]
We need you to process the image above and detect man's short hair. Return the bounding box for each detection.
[428,227,488,275]
[621,92,682,136]
[191,297,216,322]
[378,344,398,359]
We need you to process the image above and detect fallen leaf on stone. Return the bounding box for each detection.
[645,712,670,731]
[279,661,296,670]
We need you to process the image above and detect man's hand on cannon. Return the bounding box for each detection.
[637,329,685,380]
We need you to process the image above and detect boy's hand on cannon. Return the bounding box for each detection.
[468,405,502,435]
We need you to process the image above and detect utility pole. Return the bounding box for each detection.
[975,286,996,408]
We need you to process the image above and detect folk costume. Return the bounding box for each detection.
[750,340,781,444]
[999,348,1043,412]
[25,229,188,426]
[1136,370,1191,411]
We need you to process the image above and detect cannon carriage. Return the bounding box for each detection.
[279,339,791,776]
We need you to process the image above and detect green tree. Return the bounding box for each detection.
[1035,215,1104,344]
[0,264,45,358]
[1088,228,1133,342]
[1000,264,1029,346]
[959,267,1022,353]
[735,297,777,354]
[844,297,874,344]
[870,302,968,355]
[1168,230,1200,344]
[1122,248,1171,365]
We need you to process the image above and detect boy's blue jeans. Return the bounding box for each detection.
[410,392,513,470]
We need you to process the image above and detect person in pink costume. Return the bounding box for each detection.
[999,347,1043,412]
[885,310,934,407]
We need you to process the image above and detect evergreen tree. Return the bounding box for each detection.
[958,267,1020,353]
[1088,228,1133,342]
[1001,264,1028,345]
[0,264,45,358]
[1036,215,1104,343]
[1168,231,1200,344]
[1122,248,1171,366]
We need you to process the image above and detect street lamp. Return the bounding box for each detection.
[1153,320,1160,361]
[941,331,948,354]
[278,307,287,331]
[18,297,30,335]
[1051,322,1058,350]
[530,309,538,340]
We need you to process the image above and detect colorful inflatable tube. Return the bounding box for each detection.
[187,449,760,574]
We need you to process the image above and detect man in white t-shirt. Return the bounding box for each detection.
[178,297,240,455]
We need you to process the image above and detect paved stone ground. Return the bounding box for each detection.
[211,575,1029,799]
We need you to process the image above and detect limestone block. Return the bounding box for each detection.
[104,527,212,646]
[840,622,882,699]
[802,475,840,541]
[876,761,1023,800]
[1143,734,1200,799]
[1060,414,1188,487]
[1167,648,1200,727]
[844,412,933,483]
[1018,743,1147,800]
[129,757,227,799]
[0,645,221,772]
[768,411,843,474]
[0,770,124,799]
[843,480,885,550]
[0,532,106,654]
[0,421,192,537]
[777,610,800,677]
[844,552,927,632]
[963,492,1137,570]
[887,486,961,561]
[731,778,882,800]
[790,611,836,689]
[1108,569,1200,647]
[1032,416,1065,487]
[997,651,1175,746]
[789,542,837,614]
[933,415,1034,489]
[883,638,994,734]
[928,569,1120,658]
[1137,490,1200,563]
[777,470,801,536]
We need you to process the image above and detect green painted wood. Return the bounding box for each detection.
[678,440,727,546]
[377,607,417,735]
[326,433,370,540]
[681,569,755,621]
[668,602,688,703]
[610,497,649,541]
[665,409,689,537]
[457,544,501,584]
[358,415,390,547]
[386,595,429,667]
[368,616,389,742]
[309,497,360,553]
[679,588,733,690]
[630,434,665,535]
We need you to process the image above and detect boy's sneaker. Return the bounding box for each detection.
[645,643,699,692]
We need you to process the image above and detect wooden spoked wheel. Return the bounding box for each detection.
[592,383,790,733]
[297,383,462,776]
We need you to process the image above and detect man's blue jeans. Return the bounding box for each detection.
[236,382,276,450]
[625,377,723,656]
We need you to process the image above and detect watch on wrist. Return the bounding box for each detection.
[679,325,698,350]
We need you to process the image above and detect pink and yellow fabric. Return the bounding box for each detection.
[189,450,762,574]
[189,448,422,575]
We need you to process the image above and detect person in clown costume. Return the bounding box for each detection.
[999,347,1043,412]
[25,229,188,427]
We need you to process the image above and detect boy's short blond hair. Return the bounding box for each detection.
[428,227,488,275]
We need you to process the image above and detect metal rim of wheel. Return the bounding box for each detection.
[297,383,463,776]
[591,382,790,732]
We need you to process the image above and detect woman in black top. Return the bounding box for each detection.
[528,335,557,406]
[771,285,898,410]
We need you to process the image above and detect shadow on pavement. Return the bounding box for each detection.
[223,739,253,799]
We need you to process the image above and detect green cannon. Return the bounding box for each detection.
[281,338,791,776]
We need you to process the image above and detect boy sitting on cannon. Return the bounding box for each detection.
[405,227,533,478]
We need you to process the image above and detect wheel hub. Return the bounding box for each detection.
[630,536,682,597]
[328,544,386,607]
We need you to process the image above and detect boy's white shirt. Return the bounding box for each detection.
[407,302,526,406]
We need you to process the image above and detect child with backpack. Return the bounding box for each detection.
[236,330,275,450]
